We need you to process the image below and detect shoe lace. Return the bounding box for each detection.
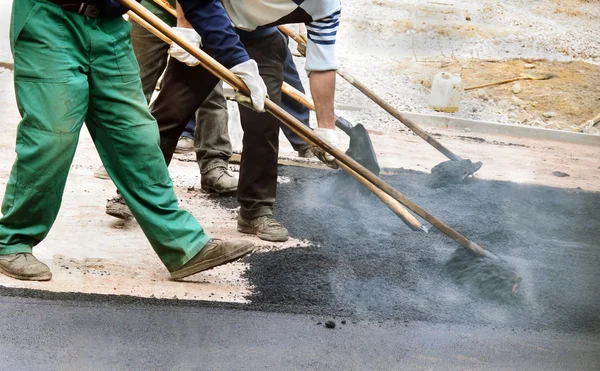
[256,216,281,228]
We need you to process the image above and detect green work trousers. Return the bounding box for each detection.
[0,0,209,271]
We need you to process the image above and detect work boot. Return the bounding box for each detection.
[170,238,254,280]
[0,253,52,281]
[175,136,195,154]
[297,146,315,159]
[237,215,289,242]
[201,167,238,194]
[106,194,133,220]
[94,165,110,180]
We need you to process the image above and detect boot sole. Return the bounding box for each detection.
[0,265,52,281]
[174,147,194,155]
[170,243,254,281]
[200,184,237,195]
[106,204,133,221]
[237,224,289,242]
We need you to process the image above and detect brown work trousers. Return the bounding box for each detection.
[151,31,287,219]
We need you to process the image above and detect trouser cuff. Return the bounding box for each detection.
[0,244,33,255]
[200,160,229,174]
[239,206,273,221]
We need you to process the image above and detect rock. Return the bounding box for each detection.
[465,16,471,21]
[477,89,489,100]
[517,112,533,123]
[497,99,512,111]
[552,171,570,178]
[524,63,535,69]
[324,320,336,329]
[543,111,557,118]
[341,320,347,324]
[511,96,525,106]
[511,83,522,94]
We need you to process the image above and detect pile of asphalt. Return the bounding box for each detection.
[219,166,600,332]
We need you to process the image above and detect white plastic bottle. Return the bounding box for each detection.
[429,72,462,113]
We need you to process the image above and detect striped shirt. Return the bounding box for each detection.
[222,0,342,71]
[178,0,341,72]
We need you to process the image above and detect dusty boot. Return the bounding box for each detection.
[175,136,195,154]
[94,165,110,180]
[0,253,52,281]
[297,145,315,159]
[170,238,254,280]
[201,167,238,194]
[237,215,289,242]
[106,194,133,220]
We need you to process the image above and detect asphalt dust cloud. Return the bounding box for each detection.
[217,166,600,333]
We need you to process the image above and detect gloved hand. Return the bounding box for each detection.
[168,27,202,67]
[296,34,308,57]
[312,128,341,169]
[230,60,268,112]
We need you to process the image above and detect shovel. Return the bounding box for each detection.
[121,0,521,297]
[282,83,426,232]
[127,10,425,232]
[277,25,483,187]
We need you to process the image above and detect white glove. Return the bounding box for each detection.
[168,27,202,67]
[312,128,341,169]
[315,128,341,147]
[230,60,268,112]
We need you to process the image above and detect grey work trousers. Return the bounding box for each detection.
[129,20,232,173]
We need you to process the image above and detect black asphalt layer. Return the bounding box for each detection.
[1,296,599,370]
[1,166,599,369]
[219,166,600,333]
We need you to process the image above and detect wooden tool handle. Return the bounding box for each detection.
[151,0,176,16]
[336,69,462,161]
[278,25,461,162]
[278,25,307,55]
[281,83,426,232]
[120,0,495,257]
[464,76,524,91]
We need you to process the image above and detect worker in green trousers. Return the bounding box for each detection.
[0,0,264,281]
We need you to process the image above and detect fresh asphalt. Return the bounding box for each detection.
[2,167,600,369]
[1,295,599,370]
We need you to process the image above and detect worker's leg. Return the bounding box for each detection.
[195,83,237,193]
[129,19,170,103]
[236,31,289,241]
[0,1,89,256]
[151,59,220,166]
[85,17,209,271]
[280,49,312,152]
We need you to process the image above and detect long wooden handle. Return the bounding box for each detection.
[277,25,461,162]
[151,0,176,16]
[277,25,307,51]
[281,83,426,232]
[464,76,525,91]
[121,0,495,258]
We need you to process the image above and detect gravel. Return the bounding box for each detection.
[216,166,600,332]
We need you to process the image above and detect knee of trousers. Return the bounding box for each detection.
[12,124,80,193]
[97,123,172,188]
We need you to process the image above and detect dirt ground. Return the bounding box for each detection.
[0,68,599,302]
[405,59,600,131]
[0,0,599,307]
